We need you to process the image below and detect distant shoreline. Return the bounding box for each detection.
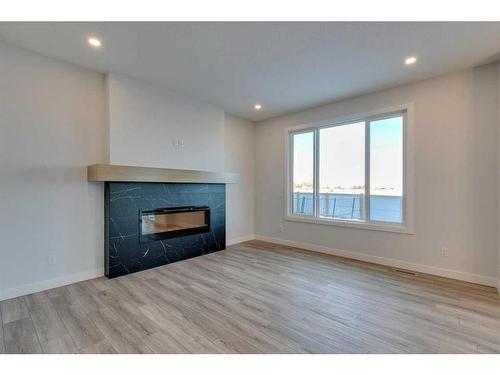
[293,188,402,197]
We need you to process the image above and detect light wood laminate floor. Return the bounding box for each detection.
[1,240,500,354]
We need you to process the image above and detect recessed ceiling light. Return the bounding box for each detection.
[87,37,102,48]
[254,104,262,111]
[405,56,417,65]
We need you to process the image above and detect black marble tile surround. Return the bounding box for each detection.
[105,182,226,278]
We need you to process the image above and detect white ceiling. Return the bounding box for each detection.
[1,22,500,121]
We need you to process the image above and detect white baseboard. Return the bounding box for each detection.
[227,234,256,246]
[255,234,498,288]
[0,268,104,302]
[2,238,496,300]
[0,235,255,301]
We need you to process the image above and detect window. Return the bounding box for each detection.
[292,131,314,216]
[370,116,403,223]
[287,108,411,232]
[319,121,365,221]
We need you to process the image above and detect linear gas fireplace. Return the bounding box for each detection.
[139,206,210,242]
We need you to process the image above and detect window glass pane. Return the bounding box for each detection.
[319,122,365,221]
[370,116,403,223]
[292,131,314,215]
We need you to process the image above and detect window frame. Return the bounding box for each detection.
[285,103,414,234]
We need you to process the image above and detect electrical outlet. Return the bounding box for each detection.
[47,254,57,265]
[172,139,185,148]
[441,247,449,257]
[279,225,284,232]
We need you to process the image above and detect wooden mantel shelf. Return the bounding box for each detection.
[87,164,239,184]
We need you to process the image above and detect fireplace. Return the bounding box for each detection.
[139,206,210,242]
[88,165,235,279]
[104,182,226,278]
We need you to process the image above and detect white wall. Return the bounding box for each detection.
[255,63,499,285]
[0,46,257,300]
[0,41,107,300]
[224,114,256,244]
[106,73,256,245]
[107,73,225,171]
[0,46,256,300]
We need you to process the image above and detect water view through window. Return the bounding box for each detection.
[370,116,403,222]
[319,121,365,220]
[292,131,314,215]
[290,112,405,225]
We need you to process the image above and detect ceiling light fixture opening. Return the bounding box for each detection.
[254,104,262,111]
[405,56,417,65]
[88,37,102,48]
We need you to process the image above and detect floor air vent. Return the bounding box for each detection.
[392,268,418,276]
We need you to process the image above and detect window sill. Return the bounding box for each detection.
[285,214,414,234]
